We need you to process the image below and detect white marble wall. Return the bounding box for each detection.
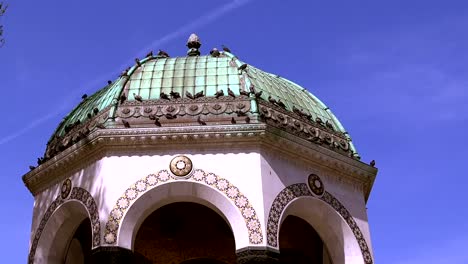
[30,149,374,264]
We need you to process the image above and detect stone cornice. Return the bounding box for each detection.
[43,97,358,164]
[23,122,376,199]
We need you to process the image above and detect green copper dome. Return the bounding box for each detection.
[45,37,357,162]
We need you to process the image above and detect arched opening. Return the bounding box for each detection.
[276,196,365,264]
[34,200,95,264]
[279,215,332,264]
[134,202,237,264]
[63,218,92,264]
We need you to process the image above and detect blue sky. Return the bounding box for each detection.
[1,0,468,263]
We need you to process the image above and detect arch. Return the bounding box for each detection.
[134,202,237,263]
[266,183,372,264]
[279,215,331,263]
[28,187,101,264]
[104,169,263,250]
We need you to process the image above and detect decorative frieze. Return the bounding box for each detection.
[266,180,373,264]
[117,97,251,119]
[258,101,353,157]
[104,167,263,246]
[28,184,101,264]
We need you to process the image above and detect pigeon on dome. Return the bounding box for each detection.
[157,49,170,58]
[210,48,220,57]
[222,45,231,53]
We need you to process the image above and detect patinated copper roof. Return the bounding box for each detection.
[44,35,358,163]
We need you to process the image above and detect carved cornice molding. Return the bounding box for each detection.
[117,96,252,119]
[258,101,353,157]
[259,130,376,200]
[24,121,376,198]
[45,108,111,160]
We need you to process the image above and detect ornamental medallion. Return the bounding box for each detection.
[307,174,324,197]
[169,155,193,177]
[61,179,72,199]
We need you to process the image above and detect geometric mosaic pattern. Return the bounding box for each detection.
[266,183,373,264]
[104,169,263,245]
[28,186,101,264]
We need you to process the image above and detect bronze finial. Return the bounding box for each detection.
[187,33,201,56]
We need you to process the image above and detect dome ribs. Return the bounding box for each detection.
[39,35,359,172]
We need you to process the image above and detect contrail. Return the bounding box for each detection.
[0,0,252,146]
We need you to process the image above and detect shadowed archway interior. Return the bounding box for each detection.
[134,202,236,264]
[279,215,333,264]
[64,218,92,264]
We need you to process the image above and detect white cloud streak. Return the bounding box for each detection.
[0,0,252,146]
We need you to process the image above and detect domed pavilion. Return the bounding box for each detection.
[23,34,377,264]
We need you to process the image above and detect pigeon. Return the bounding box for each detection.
[96,123,106,129]
[235,110,247,117]
[157,49,170,58]
[154,118,161,127]
[93,108,99,115]
[122,119,130,128]
[135,58,141,67]
[170,91,181,99]
[107,80,112,85]
[231,117,236,124]
[245,116,251,123]
[29,165,36,170]
[185,91,195,99]
[210,48,220,57]
[294,106,311,119]
[293,106,302,115]
[160,92,170,100]
[239,89,250,97]
[277,99,286,109]
[120,94,127,104]
[254,90,263,99]
[194,90,204,99]
[370,160,376,167]
[238,64,248,73]
[227,87,236,98]
[87,113,92,119]
[145,51,153,58]
[197,116,207,125]
[315,117,324,125]
[300,109,312,119]
[268,96,277,104]
[120,67,130,77]
[133,93,143,102]
[81,94,88,100]
[249,84,256,94]
[165,113,177,119]
[222,45,231,53]
[214,90,224,99]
